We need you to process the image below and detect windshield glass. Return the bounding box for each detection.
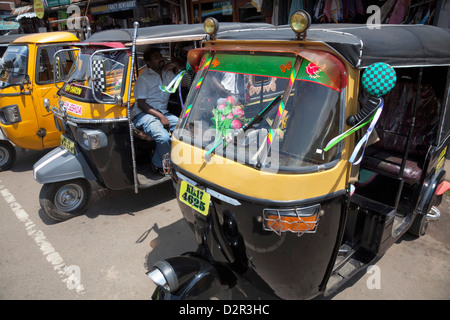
[175,52,344,172]
[60,48,128,103]
[0,45,28,88]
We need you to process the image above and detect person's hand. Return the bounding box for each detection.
[159,114,170,131]
[164,61,181,73]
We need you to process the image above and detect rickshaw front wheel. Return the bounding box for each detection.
[0,140,16,171]
[408,213,428,237]
[39,178,91,222]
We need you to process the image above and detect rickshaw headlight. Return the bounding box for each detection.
[290,10,311,39]
[262,204,321,236]
[204,17,219,38]
[77,128,107,151]
[0,105,21,125]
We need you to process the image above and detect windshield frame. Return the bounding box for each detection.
[59,46,130,104]
[175,50,347,174]
[0,44,29,89]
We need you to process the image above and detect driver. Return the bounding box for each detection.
[132,47,182,174]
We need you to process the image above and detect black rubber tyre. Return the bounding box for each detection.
[0,140,16,171]
[39,178,91,222]
[408,213,428,237]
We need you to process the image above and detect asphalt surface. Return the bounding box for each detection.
[0,147,449,301]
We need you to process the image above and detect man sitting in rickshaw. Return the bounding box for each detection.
[132,47,182,174]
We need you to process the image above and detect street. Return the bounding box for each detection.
[0,147,449,300]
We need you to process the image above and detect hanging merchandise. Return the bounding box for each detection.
[389,0,408,24]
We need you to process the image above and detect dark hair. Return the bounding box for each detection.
[143,47,161,62]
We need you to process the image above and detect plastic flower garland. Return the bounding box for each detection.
[211,95,246,138]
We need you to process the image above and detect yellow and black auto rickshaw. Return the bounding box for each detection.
[147,13,450,300]
[32,22,272,221]
[0,31,79,170]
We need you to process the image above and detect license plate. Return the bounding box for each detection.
[60,135,75,154]
[179,180,210,216]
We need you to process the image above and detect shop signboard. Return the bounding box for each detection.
[45,0,71,8]
[91,0,137,15]
[0,20,20,30]
[34,0,45,19]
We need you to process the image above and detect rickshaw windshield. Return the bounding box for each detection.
[176,51,344,172]
[0,45,28,88]
[60,49,128,103]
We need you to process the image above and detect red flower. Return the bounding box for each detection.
[306,63,319,76]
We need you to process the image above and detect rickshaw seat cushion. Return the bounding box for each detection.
[361,150,422,185]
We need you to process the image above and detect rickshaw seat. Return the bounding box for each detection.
[361,82,440,185]
[361,150,423,185]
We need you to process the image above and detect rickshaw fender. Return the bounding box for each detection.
[33,146,96,184]
[416,169,446,215]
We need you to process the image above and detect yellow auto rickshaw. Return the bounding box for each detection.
[147,13,450,300]
[0,31,79,170]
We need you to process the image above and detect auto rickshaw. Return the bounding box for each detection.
[32,22,272,221]
[146,13,450,300]
[0,31,79,171]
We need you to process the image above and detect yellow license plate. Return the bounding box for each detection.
[60,135,75,154]
[179,180,210,216]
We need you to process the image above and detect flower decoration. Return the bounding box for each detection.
[211,95,246,138]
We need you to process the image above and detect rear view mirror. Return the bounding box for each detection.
[91,59,106,93]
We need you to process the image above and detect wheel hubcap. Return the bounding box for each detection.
[55,184,84,212]
[0,146,9,166]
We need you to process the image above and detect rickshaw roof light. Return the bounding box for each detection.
[204,17,219,38]
[290,10,311,40]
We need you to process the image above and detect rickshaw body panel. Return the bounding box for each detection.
[33,145,96,184]
[0,85,41,149]
[63,120,134,190]
[172,163,346,299]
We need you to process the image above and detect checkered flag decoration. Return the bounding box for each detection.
[92,59,106,92]
[55,56,61,82]
[362,62,397,97]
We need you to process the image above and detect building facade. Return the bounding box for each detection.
[1,0,448,35]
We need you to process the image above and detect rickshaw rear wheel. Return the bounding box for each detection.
[0,140,16,171]
[39,178,91,222]
[408,213,428,237]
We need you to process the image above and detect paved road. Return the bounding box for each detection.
[0,147,449,300]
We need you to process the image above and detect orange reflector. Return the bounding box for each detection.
[263,205,320,236]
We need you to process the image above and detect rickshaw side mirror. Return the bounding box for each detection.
[347,62,397,126]
[91,59,107,93]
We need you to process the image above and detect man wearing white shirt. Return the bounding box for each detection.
[132,47,181,174]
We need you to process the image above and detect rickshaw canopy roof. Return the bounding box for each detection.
[0,33,35,45]
[84,23,273,46]
[11,31,79,44]
[214,24,450,68]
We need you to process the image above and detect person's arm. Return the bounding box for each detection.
[134,74,170,130]
[137,99,170,130]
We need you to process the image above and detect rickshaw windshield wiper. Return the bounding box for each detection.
[204,95,282,160]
